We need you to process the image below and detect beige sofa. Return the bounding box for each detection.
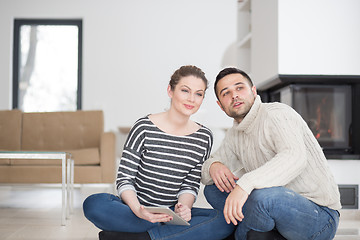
[0,110,116,183]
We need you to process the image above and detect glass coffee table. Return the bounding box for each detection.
[0,151,74,226]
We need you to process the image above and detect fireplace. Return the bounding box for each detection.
[259,75,360,160]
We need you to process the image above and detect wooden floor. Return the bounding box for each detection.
[0,184,359,240]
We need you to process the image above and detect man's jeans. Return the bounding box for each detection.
[204,185,340,240]
[83,193,235,240]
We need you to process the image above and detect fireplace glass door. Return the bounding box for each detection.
[274,84,352,152]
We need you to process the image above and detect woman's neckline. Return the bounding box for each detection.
[146,114,202,137]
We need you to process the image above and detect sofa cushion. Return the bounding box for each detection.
[0,165,103,183]
[10,148,100,166]
[0,109,22,165]
[0,110,22,151]
[68,148,101,165]
[21,111,104,151]
[0,159,10,165]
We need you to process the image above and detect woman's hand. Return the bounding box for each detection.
[175,202,192,221]
[136,205,173,223]
[176,193,194,222]
[121,190,172,223]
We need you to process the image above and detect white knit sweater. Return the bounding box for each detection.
[202,96,341,210]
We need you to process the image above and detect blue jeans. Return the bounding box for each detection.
[83,193,235,240]
[204,185,340,240]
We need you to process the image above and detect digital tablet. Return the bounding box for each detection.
[144,206,190,226]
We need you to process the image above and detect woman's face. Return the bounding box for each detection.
[168,75,206,117]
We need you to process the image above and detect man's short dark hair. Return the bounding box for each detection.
[214,67,253,100]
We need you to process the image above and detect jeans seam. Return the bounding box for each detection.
[310,208,338,240]
[310,218,334,240]
[148,230,155,240]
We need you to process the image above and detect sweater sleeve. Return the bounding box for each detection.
[237,107,308,194]
[178,161,203,199]
[116,120,145,197]
[181,129,214,198]
[201,129,243,185]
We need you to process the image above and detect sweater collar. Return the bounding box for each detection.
[233,95,262,131]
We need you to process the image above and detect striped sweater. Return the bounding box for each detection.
[202,96,341,210]
[116,116,213,207]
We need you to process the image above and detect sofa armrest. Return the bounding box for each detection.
[100,131,116,183]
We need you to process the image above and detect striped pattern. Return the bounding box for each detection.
[116,116,213,207]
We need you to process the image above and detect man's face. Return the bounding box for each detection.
[216,73,257,123]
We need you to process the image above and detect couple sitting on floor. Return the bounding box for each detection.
[83,65,341,240]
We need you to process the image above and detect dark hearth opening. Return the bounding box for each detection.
[259,75,360,160]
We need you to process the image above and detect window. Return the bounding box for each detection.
[13,19,82,112]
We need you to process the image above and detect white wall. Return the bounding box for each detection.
[251,0,279,86]
[0,0,236,132]
[278,0,360,75]
[252,0,360,86]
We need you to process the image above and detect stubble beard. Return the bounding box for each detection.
[222,96,255,122]
[230,104,250,122]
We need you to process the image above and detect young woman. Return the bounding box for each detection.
[83,65,235,240]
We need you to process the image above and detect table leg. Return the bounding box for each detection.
[61,154,66,226]
[67,157,71,219]
[71,159,74,214]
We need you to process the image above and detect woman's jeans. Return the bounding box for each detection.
[204,185,340,240]
[83,193,235,240]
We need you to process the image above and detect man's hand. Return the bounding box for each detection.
[209,162,239,193]
[224,185,249,225]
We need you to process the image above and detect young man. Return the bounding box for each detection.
[201,67,341,240]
